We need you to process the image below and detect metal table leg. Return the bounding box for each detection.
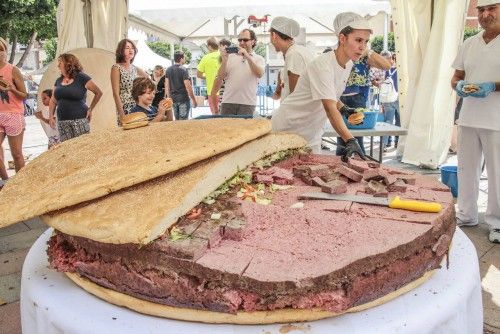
[379,136,384,162]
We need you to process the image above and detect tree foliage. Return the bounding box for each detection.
[370,32,395,54]
[0,0,57,66]
[146,41,192,64]
[43,38,58,65]
[464,27,481,40]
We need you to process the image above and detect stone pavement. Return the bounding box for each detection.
[0,115,498,334]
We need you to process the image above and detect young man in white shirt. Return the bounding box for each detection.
[213,29,265,116]
[451,0,500,243]
[269,16,313,101]
[271,12,370,161]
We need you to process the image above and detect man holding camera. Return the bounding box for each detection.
[213,29,265,116]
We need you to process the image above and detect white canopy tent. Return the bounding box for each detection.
[128,0,391,45]
[54,0,469,168]
[129,37,172,72]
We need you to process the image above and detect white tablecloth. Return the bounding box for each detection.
[21,228,483,334]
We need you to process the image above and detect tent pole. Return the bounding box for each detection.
[383,13,389,51]
[82,0,93,48]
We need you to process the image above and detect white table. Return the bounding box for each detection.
[21,228,483,334]
[323,122,408,162]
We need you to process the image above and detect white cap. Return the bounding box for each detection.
[477,0,498,6]
[333,12,372,35]
[270,17,301,38]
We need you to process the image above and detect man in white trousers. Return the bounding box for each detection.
[451,0,500,243]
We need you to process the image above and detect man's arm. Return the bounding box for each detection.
[184,79,198,108]
[323,99,365,161]
[196,70,205,79]
[451,69,465,89]
[322,99,353,142]
[243,53,264,78]
[367,51,391,70]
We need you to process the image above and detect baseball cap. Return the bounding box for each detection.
[333,12,372,35]
[270,17,301,38]
[477,0,498,6]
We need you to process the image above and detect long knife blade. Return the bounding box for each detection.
[298,192,389,206]
[298,192,442,213]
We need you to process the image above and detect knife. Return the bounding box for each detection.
[298,192,442,213]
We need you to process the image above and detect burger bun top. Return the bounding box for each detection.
[122,112,149,125]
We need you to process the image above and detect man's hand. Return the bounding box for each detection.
[454,80,471,98]
[470,82,495,98]
[339,105,356,117]
[342,138,366,162]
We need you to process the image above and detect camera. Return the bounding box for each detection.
[225,46,239,54]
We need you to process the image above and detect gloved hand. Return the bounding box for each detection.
[342,138,367,162]
[339,105,356,117]
[470,82,496,98]
[454,80,470,98]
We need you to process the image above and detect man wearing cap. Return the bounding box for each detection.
[212,29,265,116]
[451,0,500,243]
[269,17,313,101]
[271,12,371,160]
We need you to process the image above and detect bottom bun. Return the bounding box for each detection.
[65,269,435,324]
[122,120,149,130]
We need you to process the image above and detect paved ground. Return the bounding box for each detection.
[0,113,498,333]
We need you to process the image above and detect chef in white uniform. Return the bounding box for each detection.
[271,12,371,161]
[268,16,313,101]
[451,0,500,243]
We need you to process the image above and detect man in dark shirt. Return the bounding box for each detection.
[165,51,197,120]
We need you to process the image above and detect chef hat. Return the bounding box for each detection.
[333,12,372,35]
[270,17,301,38]
[477,0,498,6]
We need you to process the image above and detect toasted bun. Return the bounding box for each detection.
[348,112,364,125]
[66,269,435,324]
[122,120,149,130]
[0,119,272,228]
[0,78,8,89]
[462,84,479,93]
[122,112,148,124]
[43,133,307,244]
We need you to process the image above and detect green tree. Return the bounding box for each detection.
[0,0,57,67]
[370,32,395,54]
[146,41,192,64]
[254,42,266,59]
[43,38,58,65]
[464,27,481,40]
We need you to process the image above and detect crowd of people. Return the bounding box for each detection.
[0,4,498,244]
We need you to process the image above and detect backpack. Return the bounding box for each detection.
[379,76,398,103]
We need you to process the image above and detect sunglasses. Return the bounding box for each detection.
[238,38,251,42]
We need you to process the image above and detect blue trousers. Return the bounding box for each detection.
[382,101,400,146]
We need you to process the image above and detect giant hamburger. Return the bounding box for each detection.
[0,119,455,324]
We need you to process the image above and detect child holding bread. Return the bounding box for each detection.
[130,77,173,123]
